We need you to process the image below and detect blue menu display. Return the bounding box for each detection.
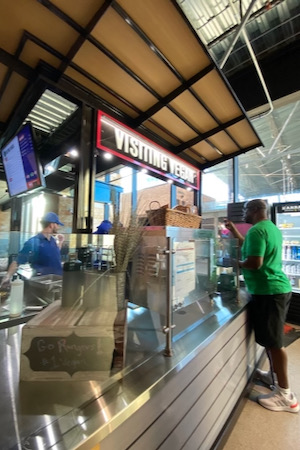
[1,123,45,197]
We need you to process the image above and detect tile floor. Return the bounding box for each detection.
[223,324,300,449]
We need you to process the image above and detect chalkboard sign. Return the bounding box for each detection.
[24,333,113,375]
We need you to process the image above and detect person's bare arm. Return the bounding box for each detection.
[56,234,65,250]
[224,219,245,246]
[0,261,18,287]
[239,255,263,270]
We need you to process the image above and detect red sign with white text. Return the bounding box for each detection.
[96,110,199,190]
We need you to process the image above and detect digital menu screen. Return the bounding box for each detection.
[1,123,45,197]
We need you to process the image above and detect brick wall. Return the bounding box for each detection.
[0,209,11,232]
[58,196,74,233]
[0,184,200,235]
[119,183,196,225]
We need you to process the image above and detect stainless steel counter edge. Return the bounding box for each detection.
[68,293,249,450]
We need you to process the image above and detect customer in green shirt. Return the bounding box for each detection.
[225,199,299,413]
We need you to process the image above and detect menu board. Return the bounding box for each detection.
[1,123,44,197]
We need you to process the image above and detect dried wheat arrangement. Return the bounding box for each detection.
[111,210,146,273]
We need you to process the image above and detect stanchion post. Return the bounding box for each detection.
[163,237,176,357]
[235,239,241,303]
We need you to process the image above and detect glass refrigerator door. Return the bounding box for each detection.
[276,208,300,294]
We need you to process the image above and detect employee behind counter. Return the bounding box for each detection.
[2,212,65,286]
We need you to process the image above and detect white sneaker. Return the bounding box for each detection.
[255,369,277,386]
[258,388,299,413]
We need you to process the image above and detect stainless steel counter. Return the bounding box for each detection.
[0,275,62,330]
[0,290,251,449]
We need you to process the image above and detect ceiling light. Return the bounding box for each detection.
[104,153,113,160]
[213,146,222,155]
[68,148,79,158]
[44,164,55,175]
[23,89,78,136]
[256,148,265,158]
[43,91,77,111]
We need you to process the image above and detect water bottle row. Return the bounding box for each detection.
[282,245,300,260]
[283,264,300,275]
[287,276,300,288]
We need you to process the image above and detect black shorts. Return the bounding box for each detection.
[249,292,292,348]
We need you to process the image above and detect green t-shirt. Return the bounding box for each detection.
[241,220,291,295]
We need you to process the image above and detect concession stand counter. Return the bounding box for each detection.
[0,228,264,449]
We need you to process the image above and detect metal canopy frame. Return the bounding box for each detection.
[0,0,261,175]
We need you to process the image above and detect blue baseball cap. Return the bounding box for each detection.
[97,220,112,234]
[42,212,64,226]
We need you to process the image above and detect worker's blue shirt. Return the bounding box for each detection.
[17,233,62,275]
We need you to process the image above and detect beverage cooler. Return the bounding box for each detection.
[271,202,300,294]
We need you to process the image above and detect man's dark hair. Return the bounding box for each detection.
[244,199,267,211]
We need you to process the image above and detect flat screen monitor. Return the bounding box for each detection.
[1,123,45,197]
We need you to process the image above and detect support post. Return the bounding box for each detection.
[73,104,95,233]
[163,237,175,357]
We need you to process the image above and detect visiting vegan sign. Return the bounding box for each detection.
[96,110,199,190]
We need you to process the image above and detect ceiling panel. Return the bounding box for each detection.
[192,70,243,121]
[20,41,61,69]
[151,107,199,141]
[64,66,140,118]
[50,0,106,28]
[184,148,207,164]
[227,119,262,147]
[72,41,159,112]
[0,0,79,55]
[191,140,222,161]
[117,0,212,76]
[91,9,182,97]
[142,120,181,146]
[170,91,219,132]
[209,131,239,154]
[0,73,28,123]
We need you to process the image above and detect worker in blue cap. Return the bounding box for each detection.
[93,220,113,234]
[3,212,65,283]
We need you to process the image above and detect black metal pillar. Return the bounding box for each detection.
[73,105,95,233]
[9,197,22,231]
[194,173,202,216]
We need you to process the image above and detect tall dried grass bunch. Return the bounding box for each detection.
[111,212,145,273]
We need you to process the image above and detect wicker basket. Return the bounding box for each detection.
[147,201,201,228]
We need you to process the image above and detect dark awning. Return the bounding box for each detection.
[0,0,262,170]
